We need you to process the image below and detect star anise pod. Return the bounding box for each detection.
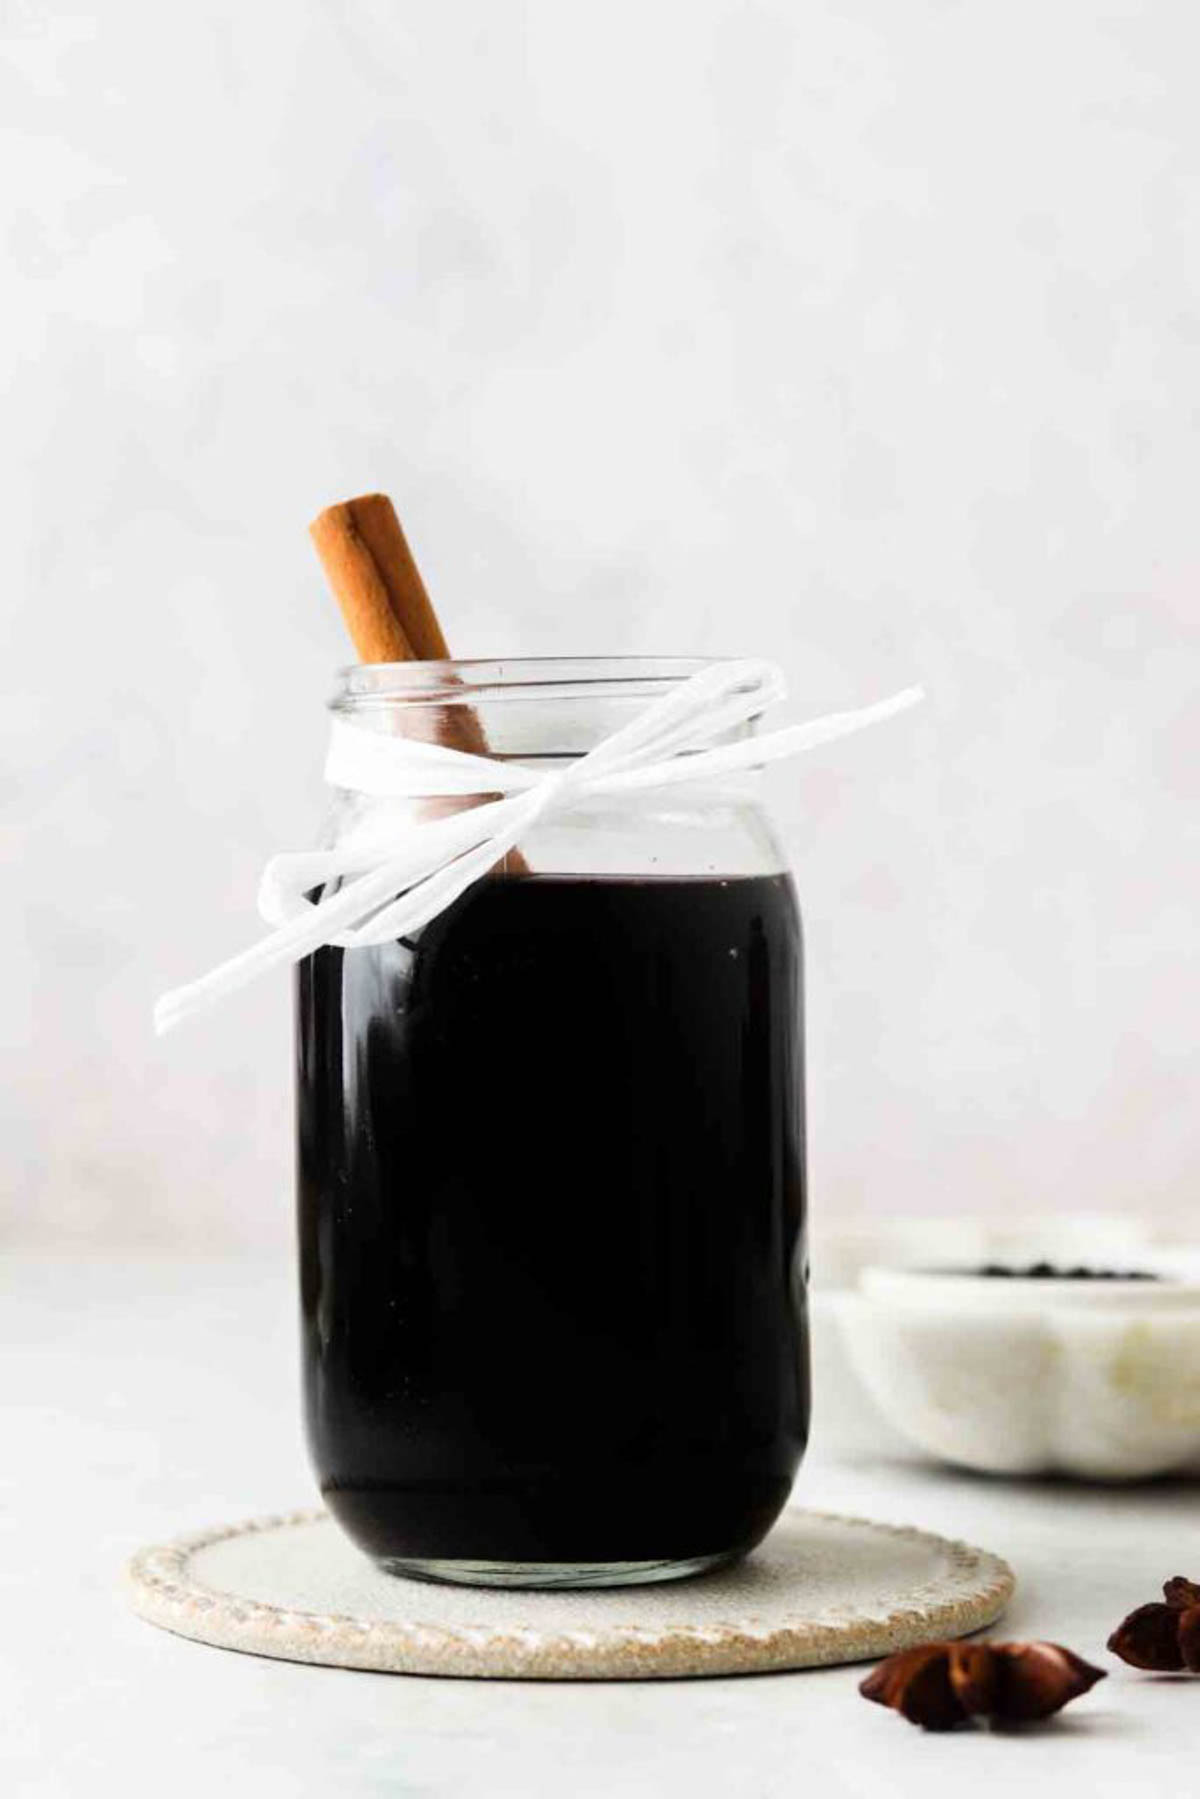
[860,1639,1105,1730]
[1108,1576,1200,1672]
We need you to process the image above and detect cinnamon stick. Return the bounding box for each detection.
[309,498,420,666]
[329,494,451,661]
[309,492,527,869]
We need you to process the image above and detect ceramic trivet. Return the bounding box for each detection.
[127,1508,1013,1681]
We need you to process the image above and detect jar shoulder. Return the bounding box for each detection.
[322,788,791,880]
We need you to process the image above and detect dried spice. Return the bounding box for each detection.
[860,1640,1105,1731]
[975,1263,1159,1281]
[1108,1576,1200,1672]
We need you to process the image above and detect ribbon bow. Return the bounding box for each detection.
[155,660,922,1034]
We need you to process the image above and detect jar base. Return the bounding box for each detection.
[375,1550,740,1590]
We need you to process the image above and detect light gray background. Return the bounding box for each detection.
[3,2,1197,1251]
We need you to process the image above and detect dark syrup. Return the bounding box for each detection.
[297,872,809,1567]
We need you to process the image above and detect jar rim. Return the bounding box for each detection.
[332,656,745,710]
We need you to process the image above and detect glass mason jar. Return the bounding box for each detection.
[296,659,809,1587]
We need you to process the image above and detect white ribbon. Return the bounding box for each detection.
[155,659,923,1034]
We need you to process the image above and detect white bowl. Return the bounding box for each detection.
[809,1213,1153,1290]
[835,1256,1200,1481]
[806,1214,1156,1464]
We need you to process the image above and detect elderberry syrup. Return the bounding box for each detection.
[295,660,809,1588]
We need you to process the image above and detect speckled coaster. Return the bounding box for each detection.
[127,1508,1013,1681]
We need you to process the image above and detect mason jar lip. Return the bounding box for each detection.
[332,656,745,710]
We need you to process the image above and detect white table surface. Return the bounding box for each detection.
[6,1252,1196,1798]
